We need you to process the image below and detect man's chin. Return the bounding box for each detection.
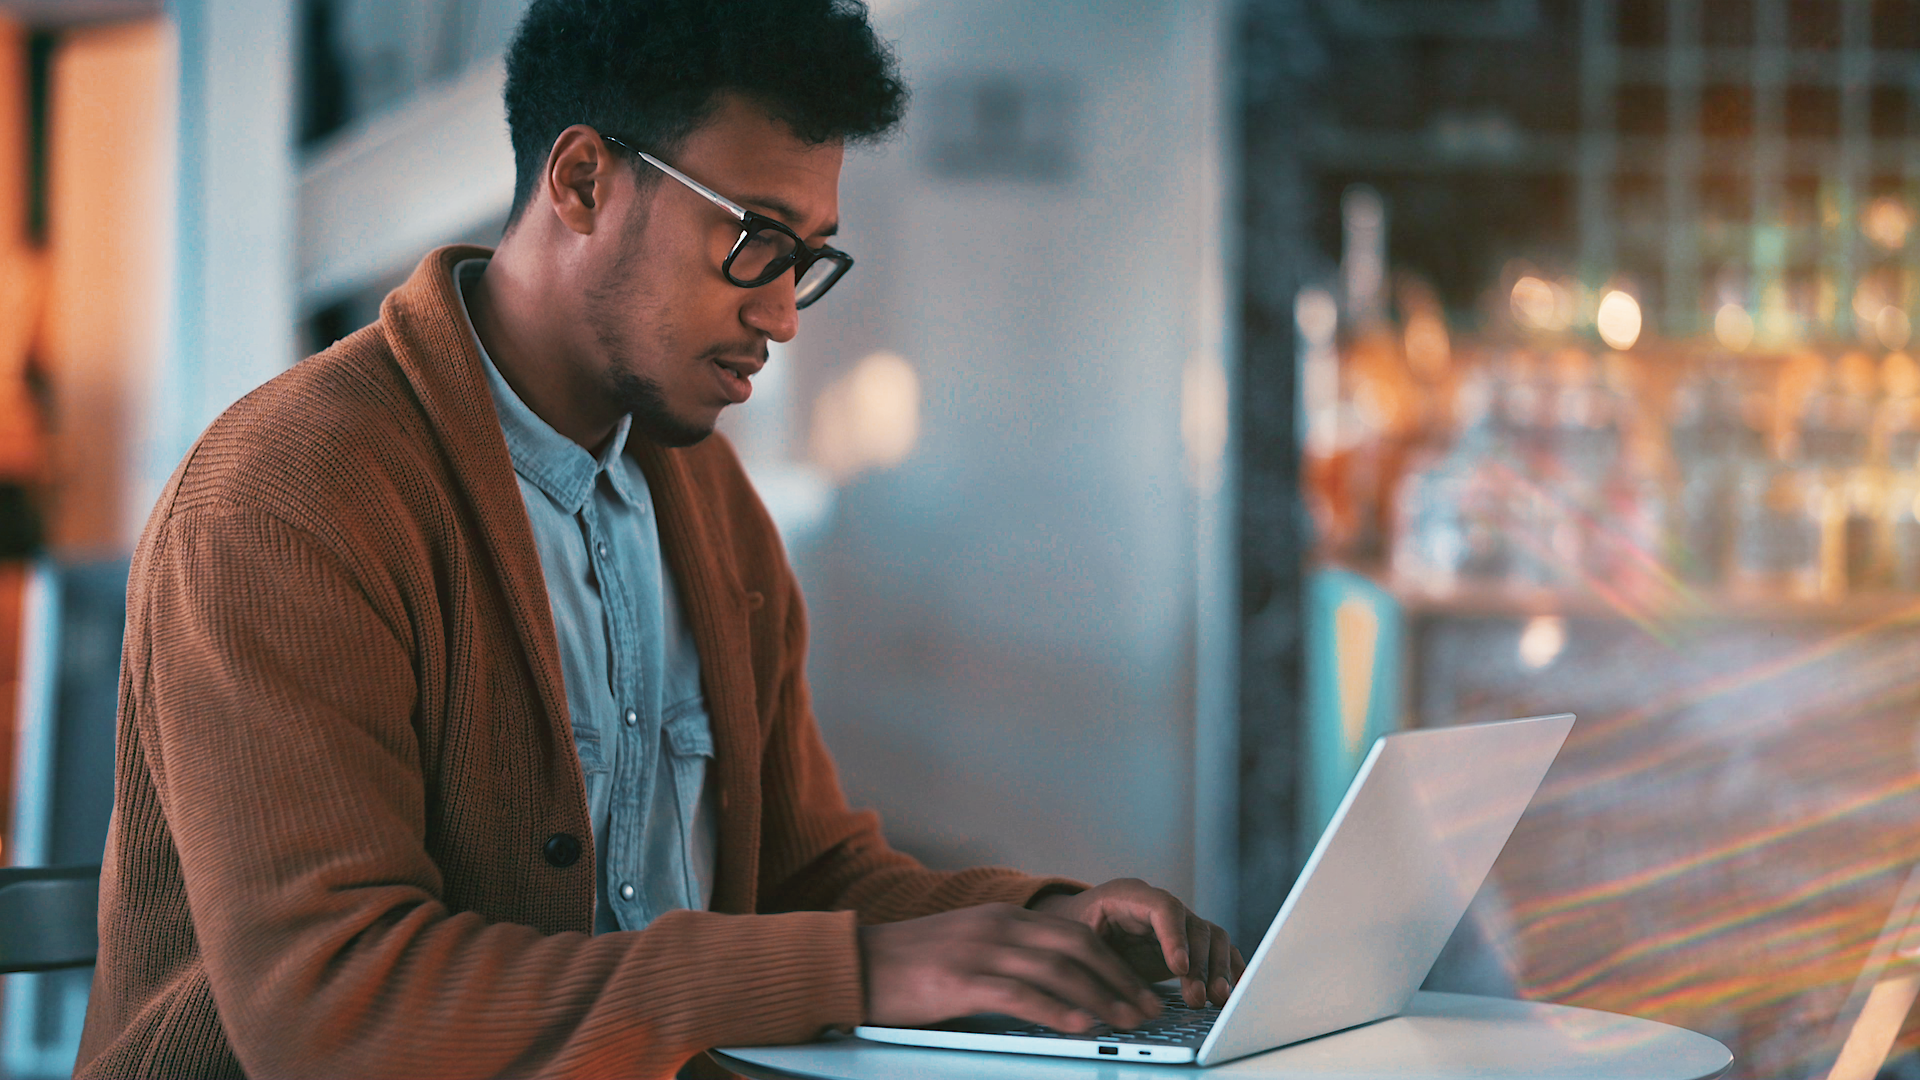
[645,426,713,449]
[630,408,716,449]
[606,368,716,448]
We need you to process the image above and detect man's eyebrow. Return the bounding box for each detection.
[742,194,838,239]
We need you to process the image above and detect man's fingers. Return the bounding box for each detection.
[1144,893,1192,979]
[1206,918,1235,1004]
[1179,913,1211,1006]
[978,976,1099,1034]
[991,944,1148,1029]
[1014,883,1244,1012]
[1015,915,1160,1019]
[862,902,1223,1032]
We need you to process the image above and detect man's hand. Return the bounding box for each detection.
[858,903,1164,1033]
[1030,878,1246,1008]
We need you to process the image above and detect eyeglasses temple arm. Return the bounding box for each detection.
[640,150,751,220]
[598,135,752,222]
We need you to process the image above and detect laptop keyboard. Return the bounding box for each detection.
[952,989,1221,1048]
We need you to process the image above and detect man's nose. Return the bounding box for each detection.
[741,274,800,343]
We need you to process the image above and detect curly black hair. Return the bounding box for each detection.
[503,0,908,224]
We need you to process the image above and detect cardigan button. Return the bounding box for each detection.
[543,832,581,868]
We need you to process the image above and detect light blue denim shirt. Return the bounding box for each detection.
[455,259,716,933]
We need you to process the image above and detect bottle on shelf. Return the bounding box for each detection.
[1875,351,1920,591]
[1670,359,1764,589]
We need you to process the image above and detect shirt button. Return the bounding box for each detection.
[595,540,608,558]
[619,883,636,901]
[623,707,638,727]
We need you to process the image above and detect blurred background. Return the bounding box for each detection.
[2,0,1919,1077]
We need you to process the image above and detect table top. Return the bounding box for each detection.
[713,991,1733,1080]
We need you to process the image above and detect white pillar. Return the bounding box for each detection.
[147,0,296,514]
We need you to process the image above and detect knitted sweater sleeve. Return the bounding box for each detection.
[134,503,863,1080]
[750,563,1088,922]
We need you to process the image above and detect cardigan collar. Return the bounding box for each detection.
[380,245,573,745]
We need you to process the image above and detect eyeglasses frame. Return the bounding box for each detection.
[599,134,852,309]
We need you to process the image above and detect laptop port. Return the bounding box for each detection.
[1099,1047,1118,1056]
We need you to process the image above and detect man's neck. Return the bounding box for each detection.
[465,250,622,453]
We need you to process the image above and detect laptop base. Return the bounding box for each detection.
[853,1024,1198,1064]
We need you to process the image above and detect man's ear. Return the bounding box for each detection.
[543,125,616,237]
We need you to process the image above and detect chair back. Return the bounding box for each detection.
[0,864,100,973]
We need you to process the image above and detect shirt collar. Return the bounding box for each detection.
[454,258,637,513]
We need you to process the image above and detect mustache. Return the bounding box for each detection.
[698,342,770,366]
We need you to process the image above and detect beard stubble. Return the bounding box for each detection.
[582,204,717,449]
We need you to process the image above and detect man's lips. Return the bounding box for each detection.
[711,354,760,404]
[712,355,764,381]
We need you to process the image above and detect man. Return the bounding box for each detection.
[77,1,1241,1076]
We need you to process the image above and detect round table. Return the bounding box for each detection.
[713,991,1733,1080]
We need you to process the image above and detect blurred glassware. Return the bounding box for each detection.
[1729,464,1823,601]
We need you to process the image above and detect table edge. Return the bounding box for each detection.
[713,992,1734,1080]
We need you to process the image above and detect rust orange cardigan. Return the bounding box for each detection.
[76,246,1078,1079]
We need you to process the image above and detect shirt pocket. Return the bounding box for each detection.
[662,697,715,761]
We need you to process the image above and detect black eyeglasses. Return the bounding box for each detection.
[601,135,852,310]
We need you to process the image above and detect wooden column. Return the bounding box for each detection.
[39,18,175,556]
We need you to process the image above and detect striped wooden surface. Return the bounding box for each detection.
[1414,609,1920,1079]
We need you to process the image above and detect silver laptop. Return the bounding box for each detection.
[854,713,1574,1067]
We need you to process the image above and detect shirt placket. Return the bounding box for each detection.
[581,482,658,930]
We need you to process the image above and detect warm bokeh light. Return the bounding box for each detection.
[1713,303,1754,351]
[1757,285,1796,343]
[1403,309,1450,379]
[1877,306,1912,351]
[1295,286,1338,347]
[1854,281,1890,331]
[1885,352,1919,398]
[1518,614,1567,670]
[1298,287,1342,458]
[809,350,921,481]
[1864,195,1912,251]
[1510,275,1559,330]
[1595,290,1642,350]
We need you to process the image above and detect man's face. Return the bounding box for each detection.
[581,95,844,446]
